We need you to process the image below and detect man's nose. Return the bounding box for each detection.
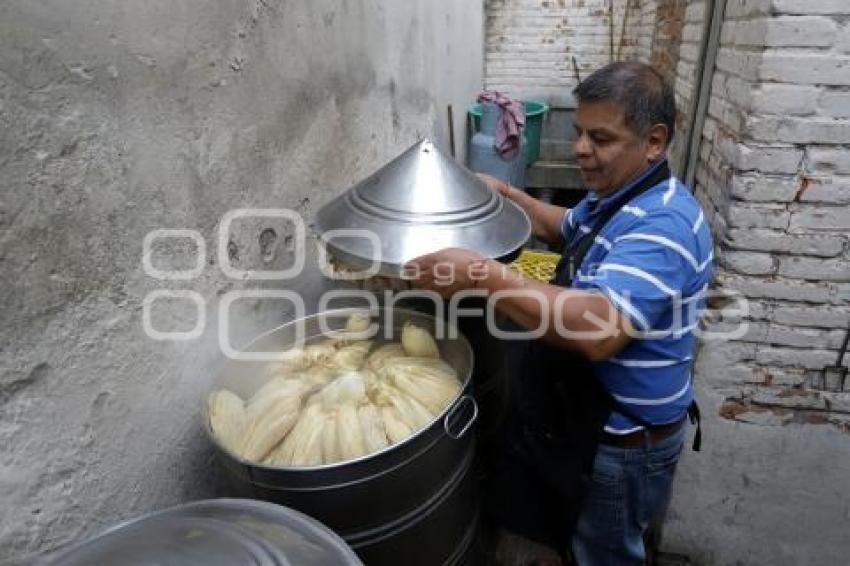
[574,133,592,158]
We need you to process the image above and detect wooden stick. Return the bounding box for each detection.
[616,0,633,61]
[609,0,614,63]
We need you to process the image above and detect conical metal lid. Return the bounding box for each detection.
[315,139,531,276]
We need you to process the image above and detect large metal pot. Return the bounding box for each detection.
[203,307,479,566]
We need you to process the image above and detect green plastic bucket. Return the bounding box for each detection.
[467,99,549,165]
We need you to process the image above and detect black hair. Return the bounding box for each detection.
[573,62,676,144]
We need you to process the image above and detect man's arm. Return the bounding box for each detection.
[408,211,698,363]
[406,248,634,362]
[476,258,635,361]
[478,174,568,245]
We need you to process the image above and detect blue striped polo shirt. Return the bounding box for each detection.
[560,160,714,434]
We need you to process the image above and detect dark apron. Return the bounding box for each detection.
[484,244,613,551]
[484,161,697,551]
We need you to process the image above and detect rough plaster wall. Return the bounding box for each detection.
[663,0,850,563]
[0,0,483,561]
[431,0,486,165]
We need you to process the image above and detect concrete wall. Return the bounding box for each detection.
[664,1,850,563]
[0,0,483,561]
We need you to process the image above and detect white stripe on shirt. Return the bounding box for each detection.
[564,209,574,231]
[662,177,677,205]
[621,205,647,217]
[603,424,645,435]
[594,234,613,250]
[642,321,700,339]
[597,263,680,297]
[611,379,691,406]
[609,356,692,368]
[575,270,595,283]
[692,209,704,234]
[603,287,651,330]
[674,321,701,338]
[681,283,709,304]
[614,232,703,272]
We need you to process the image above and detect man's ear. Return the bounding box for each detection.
[645,123,669,162]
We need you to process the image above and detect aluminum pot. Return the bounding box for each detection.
[203,307,479,566]
[41,499,362,566]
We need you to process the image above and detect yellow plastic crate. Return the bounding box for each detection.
[510,249,560,282]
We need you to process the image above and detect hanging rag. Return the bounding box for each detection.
[478,90,525,159]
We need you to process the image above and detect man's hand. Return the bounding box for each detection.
[477,173,567,245]
[404,248,488,298]
[477,173,513,199]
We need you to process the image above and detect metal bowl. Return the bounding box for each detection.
[40,498,363,566]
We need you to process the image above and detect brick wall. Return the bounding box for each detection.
[648,0,686,82]
[666,1,705,170]
[634,0,656,61]
[483,0,850,559]
[692,0,850,430]
[485,1,850,560]
[484,0,708,174]
[664,3,850,560]
[485,0,643,104]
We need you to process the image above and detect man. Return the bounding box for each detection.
[408,62,713,564]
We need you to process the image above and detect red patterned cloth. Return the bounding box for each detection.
[477,90,525,158]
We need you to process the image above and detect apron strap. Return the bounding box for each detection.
[687,400,702,451]
[553,158,672,288]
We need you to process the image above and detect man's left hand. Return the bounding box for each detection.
[404,248,487,297]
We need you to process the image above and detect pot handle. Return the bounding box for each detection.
[444,395,478,440]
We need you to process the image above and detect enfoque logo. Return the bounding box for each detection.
[142,208,749,360]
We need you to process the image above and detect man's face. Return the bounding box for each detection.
[573,100,665,196]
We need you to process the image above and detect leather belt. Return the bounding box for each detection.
[600,417,685,448]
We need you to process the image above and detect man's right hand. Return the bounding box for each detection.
[477,173,568,245]
[476,173,513,199]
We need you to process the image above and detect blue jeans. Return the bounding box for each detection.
[571,425,685,565]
